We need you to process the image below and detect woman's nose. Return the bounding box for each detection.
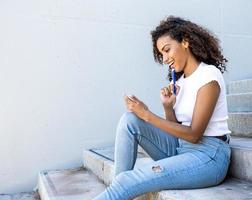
[162,55,169,65]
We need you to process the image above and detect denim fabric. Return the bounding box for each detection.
[93,112,231,200]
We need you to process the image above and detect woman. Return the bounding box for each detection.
[93,16,231,200]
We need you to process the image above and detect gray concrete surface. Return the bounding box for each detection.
[83,149,115,186]
[0,192,40,200]
[227,79,252,94]
[38,168,105,200]
[228,112,252,137]
[227,92,252,112]
[150,178,252,200]
[229,136,252,182]
[83,147,151,185]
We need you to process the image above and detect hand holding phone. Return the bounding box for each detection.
[127,95,135,102]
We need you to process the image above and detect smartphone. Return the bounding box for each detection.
[127,95,135,102]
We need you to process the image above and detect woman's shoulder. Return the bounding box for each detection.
[199,62,223,80]
[197,62,224,88]
[200,62,220,73]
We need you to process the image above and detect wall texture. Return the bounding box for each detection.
[0,0,251,194]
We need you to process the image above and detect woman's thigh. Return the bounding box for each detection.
[111,148,229,200]
[116,112,178,160]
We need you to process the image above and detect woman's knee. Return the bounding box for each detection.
[118,112,143,129]
[112,171,135,198]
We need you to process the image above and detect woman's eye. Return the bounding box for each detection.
[164,49,170,53]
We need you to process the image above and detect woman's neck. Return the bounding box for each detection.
[183,56,200,78]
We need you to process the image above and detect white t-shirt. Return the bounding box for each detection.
[173,62,231,136]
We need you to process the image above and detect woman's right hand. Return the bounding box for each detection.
[160,84,180,110]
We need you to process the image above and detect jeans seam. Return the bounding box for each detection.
[134,133,177,157]
[114,179,131,200]
[214,145,231,184]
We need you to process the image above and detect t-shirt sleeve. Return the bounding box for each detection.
[197,67,221,90]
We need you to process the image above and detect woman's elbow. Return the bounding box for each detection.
[189,132,203,144]
[190,137,201,144]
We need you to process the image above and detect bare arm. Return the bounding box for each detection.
[126,81,220,143]
[164,108,180,123]
[161,85,180,123]
[147,81,220,143]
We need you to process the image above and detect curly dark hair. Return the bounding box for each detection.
[150,16,228,81]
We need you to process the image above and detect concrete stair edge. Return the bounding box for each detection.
[151,177,252,200]
[83,150,115,186]
[38,171,56,200]
[83,147,150,185]
[228,112,252,137]
[38,168,106,200]
[227,78,252,94]
[229,137,252,182]
[227,92,252,112]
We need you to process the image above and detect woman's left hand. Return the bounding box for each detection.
[124,95,150,121]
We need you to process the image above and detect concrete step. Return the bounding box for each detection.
[83,147,252,200]
[83,147,150,186]
[227,92,252,112]
[0,192,40,200]
[227,79,252,94]
[228,112,252,137]
[38,167,106,200]
[83,147,152,200]
[149,178,252,200]
[229,136,252,183]
[83,147,115,186]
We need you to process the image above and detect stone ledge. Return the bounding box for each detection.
[38,168,105,200]
[0,192,40,200]
[227,92,252,112]
[150,178,252,200]
[228,112,252,137]
[229,137,252,182]
[227,79,252,94]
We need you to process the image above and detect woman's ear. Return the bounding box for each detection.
[182,39,189,49]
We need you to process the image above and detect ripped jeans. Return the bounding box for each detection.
[93,112,231,200]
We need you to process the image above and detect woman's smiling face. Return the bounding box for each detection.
[156,34,189,72]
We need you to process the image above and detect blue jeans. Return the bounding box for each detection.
[93,112,231,200]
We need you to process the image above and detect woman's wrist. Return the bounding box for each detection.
[143,110,153,122]
[163,105,174,113]
[163,106,177,121]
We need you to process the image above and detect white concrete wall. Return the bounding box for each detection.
[0,0,251,194]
